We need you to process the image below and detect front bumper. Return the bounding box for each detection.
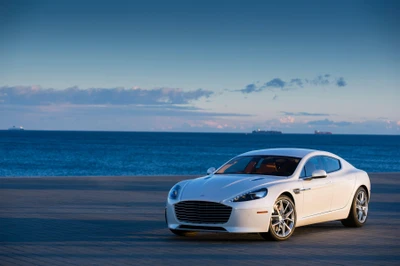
[166,201,272,233]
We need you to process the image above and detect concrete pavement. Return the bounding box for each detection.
[0,174,399,265]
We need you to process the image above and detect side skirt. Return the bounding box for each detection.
[296,207,350,227]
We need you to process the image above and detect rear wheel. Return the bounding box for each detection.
[341,187,368,227]
[259,195,296,241]
[169,229,197,237]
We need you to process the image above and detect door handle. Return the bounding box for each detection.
[293,188,311,194]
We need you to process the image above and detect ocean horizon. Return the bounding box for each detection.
[3,129,400,135]
[1,130,399,176]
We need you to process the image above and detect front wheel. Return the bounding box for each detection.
[259,195,296,241]
[341,187,369,227]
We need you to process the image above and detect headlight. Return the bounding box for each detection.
[169,184,181,200]
[230,188,268,202]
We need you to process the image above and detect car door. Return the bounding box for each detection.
[321,156,356,211]
[299,156,333,218]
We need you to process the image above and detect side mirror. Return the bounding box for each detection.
[303,169,327,181]
[311,169,327,179]
[207,167,216,175]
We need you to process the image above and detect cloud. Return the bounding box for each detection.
[0,85,258,132]
[336,77,347,87]
[279,116,295,124]
[308,75,330,86]
[0,103,252,118]
[307,119,352,126]
[238,83,261,94]
[265,78,286,88]
[0,85,214,106]
[378,119,400,129]
[237,74,347,94]
[290,78,303,87]
[179,119,250,132]
[255,118,400,134]
[0,102,253,132]
[281,111,330,116]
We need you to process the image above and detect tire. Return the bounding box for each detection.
[341,187,369,227]
[259,195,296,241]
[169,229,197,237]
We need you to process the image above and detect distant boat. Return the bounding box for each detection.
[314,130,332,135]
[8,126,24,131]
[252,129,282,135]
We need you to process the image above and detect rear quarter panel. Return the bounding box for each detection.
[355,170,371,200]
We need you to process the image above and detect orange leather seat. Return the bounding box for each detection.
[257,162,277,174]
[244,161,257,173]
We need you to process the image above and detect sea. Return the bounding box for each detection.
[0,130,399,177]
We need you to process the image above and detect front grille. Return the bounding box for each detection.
[174,201,232,224]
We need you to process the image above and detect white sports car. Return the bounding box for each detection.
[165,148,371,241]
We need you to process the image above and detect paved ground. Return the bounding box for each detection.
[0,173,399,265]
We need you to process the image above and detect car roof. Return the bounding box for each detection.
[239,148,318,158]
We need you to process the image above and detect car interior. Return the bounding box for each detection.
[217,156,300,176]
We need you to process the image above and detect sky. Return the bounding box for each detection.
[0,0,399,134]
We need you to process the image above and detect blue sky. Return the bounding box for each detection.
[0,0,399,133]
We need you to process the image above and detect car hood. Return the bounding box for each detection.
[179,174,287,202]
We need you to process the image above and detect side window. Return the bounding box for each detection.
[304,156,323,177]
[321,156,341,173]
[300,167,306,178]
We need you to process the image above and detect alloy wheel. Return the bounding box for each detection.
[356,190,368,223]
[270,199,295,238]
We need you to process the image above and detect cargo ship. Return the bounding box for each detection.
[8,126,24,131]
[314,130,332,135]
[252,129,282,135]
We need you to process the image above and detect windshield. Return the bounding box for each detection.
[215,156,301,177]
